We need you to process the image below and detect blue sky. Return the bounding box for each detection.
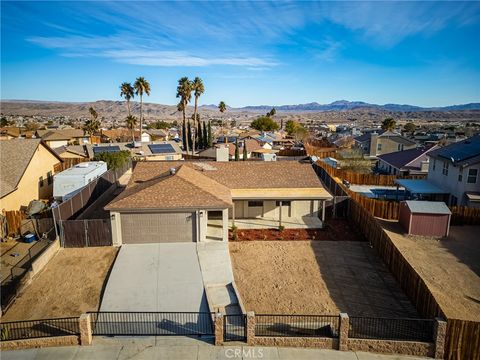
[1,1,480,107]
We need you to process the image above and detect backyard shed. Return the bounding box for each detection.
[398,200,451,237]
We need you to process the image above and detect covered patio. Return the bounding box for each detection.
[395,179,449,202]
[208,216,323,230]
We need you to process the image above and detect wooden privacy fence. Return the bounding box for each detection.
[314,160,425,186]
[2,210,26,237]
[59,219,112,247]
[450,206,480,225]
[304,143,337,159]
[54,158,88,173]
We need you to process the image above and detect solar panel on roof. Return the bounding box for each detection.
[93,146,121,154]
[148,144,175,154]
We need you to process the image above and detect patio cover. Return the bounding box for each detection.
[231,187,333,200]
[395,179,449,194]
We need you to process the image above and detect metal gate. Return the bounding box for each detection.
[223,314,246,342]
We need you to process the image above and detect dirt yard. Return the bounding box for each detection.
[380,222,480,321]
[2,247,118,321]
[230,241,418,317]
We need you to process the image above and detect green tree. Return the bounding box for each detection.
[267,107,276,117]
[403,122,416,134]
[134,77,151,138]
[207,121,213,147]
[218,101,227,113]
[381,118,396,131]
[120,82,135,117]
[1,117,12,127]
[125,115,138,143]
[83,107,100,136]
[243,141,248,161]
[251,116,279,132]
[197,120,203,149]
[192,77,205,154]
[176,77,192,154]
[187,120,193,150]
[93,150,131,170]
[234,139,239,161]
[202,121,208,149]
[148,120,170,130]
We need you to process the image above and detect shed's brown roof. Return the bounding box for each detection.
[106,164,232,210]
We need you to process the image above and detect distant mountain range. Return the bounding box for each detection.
[233,100,480,112]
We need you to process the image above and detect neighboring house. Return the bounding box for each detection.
[54,145,88,160]
[250,148,278,161]
[106,161,332,245]
[85,141,183,161]
[354,130,416,157]
[146,129,169,141]
[0,139,63,211]
[101,128,140,143]
[36,129,90,149]
[426,135,480,207]
[198,139,262,160]
[377,145,439,176]
[0,127,35,140]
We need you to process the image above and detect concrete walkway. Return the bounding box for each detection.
[1,337,430,360]
[100,243,208,312]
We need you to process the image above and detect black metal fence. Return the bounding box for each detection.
[89,312,214,337]
[255,314,339,338]
[348,317,435,342]
[0,317,79,341]
[1,238,55,311]
[224,314,246,342]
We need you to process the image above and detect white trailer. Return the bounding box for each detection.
[53,161,108,201]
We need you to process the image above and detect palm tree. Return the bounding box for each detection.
[176,77,192,154]
[125,115,137,144]
[218,101,227,135]
[120,82,135,117]
[83,107,100,139]
[191,77,205,155]
[134,77,151,141]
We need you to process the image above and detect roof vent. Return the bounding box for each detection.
[170,167,176,175]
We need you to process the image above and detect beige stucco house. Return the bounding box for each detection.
[106,161,332,246]
[0,139,63,211]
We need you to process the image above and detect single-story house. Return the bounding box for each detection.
[106,161,333,245]
[377,145,439,176]
[0,139,63,211]
[36,129,90,149]
[198,139,262,160]
[85,141,183,161]
[0,127,35,140]
[250,148,278,161]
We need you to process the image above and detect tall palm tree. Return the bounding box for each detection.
[134,77,151,141]
[218,101,227,135]
[125,115,138,144]
[83,107,100,138]
[191,77,205,155]
[176,77,192,154]
[120,82,135,117]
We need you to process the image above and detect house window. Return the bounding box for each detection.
[248,201,263,207]
[467,169,478,184]
[433,159,436,171]
[377,143,382,151]
[442,161,449,176]
[39,176,44,187]
[276,201,291,206]
[47,171,53,185]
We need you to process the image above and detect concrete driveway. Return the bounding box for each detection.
[100,243,208,312]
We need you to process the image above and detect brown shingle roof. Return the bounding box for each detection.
[126,161,323,190]
[40,129,86,141]
[106,164,232,210]
[0,139,62,198]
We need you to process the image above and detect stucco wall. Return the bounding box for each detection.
[0,144,60,211]
[347,339,434,357]
[0,336,79,351]
[428,158,480,206]
[231,200,319,219]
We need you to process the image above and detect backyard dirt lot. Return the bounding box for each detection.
[230,241,418,317]
[2,247,118,321]
[380,222,480,321]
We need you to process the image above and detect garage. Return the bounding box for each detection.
[120,212,196,243]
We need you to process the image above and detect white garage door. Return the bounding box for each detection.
[121,212,196,243]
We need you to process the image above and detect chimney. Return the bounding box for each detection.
[370,133,379,156]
